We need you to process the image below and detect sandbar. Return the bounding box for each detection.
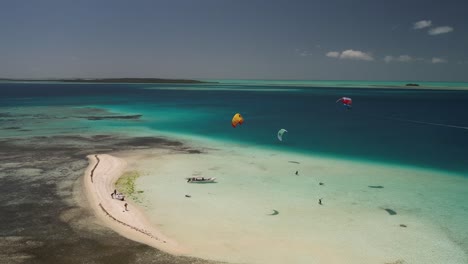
[83,154,186,255]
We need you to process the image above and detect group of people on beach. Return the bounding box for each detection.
[111,189,125,200]
[111,189,128,211]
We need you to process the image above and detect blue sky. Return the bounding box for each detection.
[1,0,467,81]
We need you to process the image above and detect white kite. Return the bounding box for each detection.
[277,129,288,141]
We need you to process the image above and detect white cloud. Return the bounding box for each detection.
[431,57,447,64]
[339,49,374,61]
[413,20,432,29]
[386,56,448,64]
[384,55,413,63]
[295,49,311,56]
[428,26,454,35]
[326,50,374,61]
[384,56,394,63]
[326,51,340,58]
[397,55,412,62]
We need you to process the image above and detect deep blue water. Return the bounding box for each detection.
[1,82,468,174]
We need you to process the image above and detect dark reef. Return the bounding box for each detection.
[0,135,219,264]
[84,115,143,121]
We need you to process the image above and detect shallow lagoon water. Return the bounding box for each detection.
[118,132,468,264]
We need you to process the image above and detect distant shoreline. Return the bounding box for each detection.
[205,79,468,90]
[2,78,468,90]
[0,78,213,84]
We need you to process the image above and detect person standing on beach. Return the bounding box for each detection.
[318,198,323,205]
[111,192,114,199]
[114,189,117,195]
[124,203,128,211]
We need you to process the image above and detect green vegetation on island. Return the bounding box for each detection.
[115,171,144,203]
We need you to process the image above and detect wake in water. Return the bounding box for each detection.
[384,116,468,130]
[359,112,468,130]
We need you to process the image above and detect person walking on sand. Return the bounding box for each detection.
[113,189,117,195]
[318,198,323,205]
[111,192,114,199]
[124,203,128,211]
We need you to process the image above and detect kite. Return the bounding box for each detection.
[277,129,288,141]
[231,113,244,128]
[336,97,352,109]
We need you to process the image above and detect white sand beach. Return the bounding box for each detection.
[83,154,187,255]
[83,138,468,264]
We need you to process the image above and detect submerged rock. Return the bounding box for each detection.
[384,208,397,215]
[268,210,279,216]
[368,185,384,189]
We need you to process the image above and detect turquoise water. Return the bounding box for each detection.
[1,81,468,174]
[1,81,468,263]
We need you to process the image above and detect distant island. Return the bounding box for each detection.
[0,78,212,84]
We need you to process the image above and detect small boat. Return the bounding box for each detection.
[186,177,216,183]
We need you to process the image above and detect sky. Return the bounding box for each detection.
[1,0,467,81]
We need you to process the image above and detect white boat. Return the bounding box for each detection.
[186,177,216,183]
